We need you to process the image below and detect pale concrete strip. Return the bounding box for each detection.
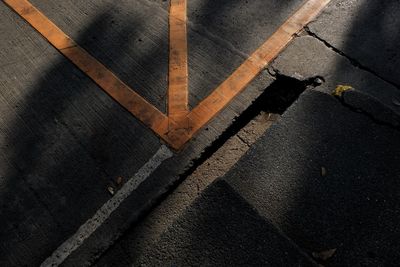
[41,145,173,267]
[94,113,280,266]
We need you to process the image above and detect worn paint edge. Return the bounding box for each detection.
[3,0,169,135]
[3,0,331,151]
[168,0,189,122]
[184,0,332,143]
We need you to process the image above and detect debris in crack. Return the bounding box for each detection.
[332,85,353,97]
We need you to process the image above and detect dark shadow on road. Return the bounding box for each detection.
[0,3,162,266]
[90,1,400,266]
[274,1,400,266]
[331,0,400,88]
[1,0,362,266]
[186,0,304,108]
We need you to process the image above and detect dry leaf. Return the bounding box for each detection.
[312,248,337,261]
[332,85,353,97]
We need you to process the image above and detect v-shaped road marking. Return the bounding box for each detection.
[4,0,331,150]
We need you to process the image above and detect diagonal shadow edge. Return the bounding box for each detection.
[2,0,170,135]
[3,0,331,150]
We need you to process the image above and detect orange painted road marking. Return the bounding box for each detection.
[168,0,189,124]
[2,0,169,136]
[3,0,331,150]
[187,0,332,140]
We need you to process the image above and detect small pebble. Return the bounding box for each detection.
[107,186,115,195]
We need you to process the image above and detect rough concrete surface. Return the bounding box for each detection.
[308,0,400,87]
[272,0,400,116]
[0,0,304,265]
[94,112,279,267]
[132,180,317,267]
[224,90,400,266]
[272,35,400,117]
[3,0,400,266]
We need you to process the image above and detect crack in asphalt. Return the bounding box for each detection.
[304,27,400,91]
[334,92,400,132]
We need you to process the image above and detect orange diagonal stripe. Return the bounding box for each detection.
[168,0,189,123]
[185,0,331,143]
[3,0,169,135]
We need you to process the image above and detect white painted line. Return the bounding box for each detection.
[41,145,173,267]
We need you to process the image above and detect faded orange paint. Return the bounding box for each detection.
[168,0,189,124]
[186,0,332,141]
[4,0,331,151]
[3,0,169,136]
